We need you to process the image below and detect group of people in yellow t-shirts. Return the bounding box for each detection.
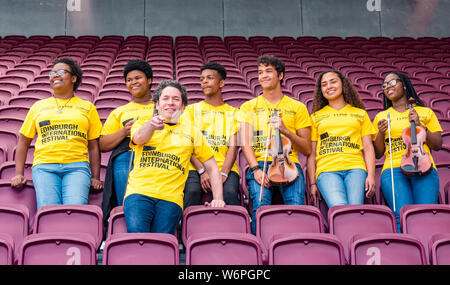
[10,54,444,234]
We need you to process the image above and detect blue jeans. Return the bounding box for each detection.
[113,151,133,206]
[246,161,305,234]
[316,168,367,208]
[124,194,182,234]
[381,167,439,232]
[32,161,91,210]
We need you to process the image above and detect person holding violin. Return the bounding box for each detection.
[307,70,377,208]
[238,55,312,234]
[373,71,442,230]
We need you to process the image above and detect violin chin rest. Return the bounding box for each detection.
[401,164,423,176]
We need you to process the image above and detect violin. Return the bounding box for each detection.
[400,98,432,176]
[266,110,299,185]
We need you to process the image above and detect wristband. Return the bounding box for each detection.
[197,168,206,175]
[250,165,261,174]
[220,172,228,178]
[310,183,316,187]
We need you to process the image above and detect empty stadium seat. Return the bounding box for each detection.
[185,233,262,265]
[181,205,251,246]
[429,233,450,265]
[268,233,345,265]
[350,233,427,265]
[0,233,14,265]
[106,206,126,239]
[102,233,179,265]
[32,204,103,249]
[0,203,29,257]
[328,204,397,262]
[18,233,97,265]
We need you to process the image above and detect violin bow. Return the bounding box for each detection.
[387,113,396,212]
[259,112,274,202]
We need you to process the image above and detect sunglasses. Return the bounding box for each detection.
[381,78,401,89]
[48,69,72,78]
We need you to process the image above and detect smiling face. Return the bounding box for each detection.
[200,69,224,97]
[156,86,185,123]
[383,73,405,102]
[126,69,152,98]
[320,72,343,102]
[49,62,76,94]
[258,63,283,90]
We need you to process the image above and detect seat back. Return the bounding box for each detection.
[181,205,250,246]
[0,233,14,265]
[0,203,29,254]
[32,204,103,249]
[185,233,262,265]
[400,204,450,261]
[430,233,450,265]
[256,205,325,253]
[328,205,397,261]
[268,233,345,265]
[102,233,179,265]
[0,180,36,229]
[350,233,427,265]
[106,206,127,239]
[18,233,97,265]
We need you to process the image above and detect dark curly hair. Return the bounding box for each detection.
[312,70,365,113]
[200,62,227,80]
[123,59,153,87]
[257,54,285,84]
[152,80,188,106]
[381,71,425,110]
[53,57,83,91]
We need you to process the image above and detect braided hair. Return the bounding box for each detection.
[382,71,425,110]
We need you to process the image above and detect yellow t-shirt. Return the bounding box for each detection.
[125,117,216,209]
[20,96,102,166]
[183,101,239,175]
[310,104,376,179]
[237,95,312,165]
[101,101,155,136]
[372,106,442,173]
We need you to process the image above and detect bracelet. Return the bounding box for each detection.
[220,172,228,178]
[197,168,206,175]
[250,165,261,174]
[310,183,316,187]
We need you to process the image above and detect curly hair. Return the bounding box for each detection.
[123,59,153,85]
[152,80,188,106]
[53,57,83,91]
[311,70,365,113]
[257,54,285,84]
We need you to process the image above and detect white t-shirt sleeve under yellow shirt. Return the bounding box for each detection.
[237,95,312,166]
[184,102,240,175]
[372,106,442,173]
[125,118,216,209]
[310,104,376,179]
[20,96,102,166]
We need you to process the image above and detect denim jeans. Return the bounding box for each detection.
[113,151,133,206]
[32,161,91,210]
[124,193,182,234]
[246,161,305,234]
[381,167,439,232]
[316,168,367,208]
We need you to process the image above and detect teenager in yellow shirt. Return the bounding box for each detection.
[124,80,225,234]
[11,58,102,209]
[99,60,154,222]
[238,55,312,234]
[373,71,442,230]
[183,62,240,209]
[307,70,376,208]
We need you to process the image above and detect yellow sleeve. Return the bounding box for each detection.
[101,108,122,136]
[129,119,145,148]
[372,112,382,141]
[361,111,377,137]
[310,114,318,142]
[294,103,312,130]
[19,104,38,139]
[87,104,103,140]
[193,127,215,163]
[236,100,252,124]
[424,108,443,133]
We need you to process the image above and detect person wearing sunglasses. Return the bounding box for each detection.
[11,57,103,210]
[373,71,443,231]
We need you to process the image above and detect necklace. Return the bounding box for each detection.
[54,96,74,113]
